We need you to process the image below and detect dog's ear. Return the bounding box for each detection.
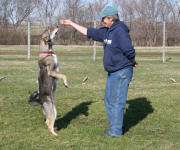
[47,26,51,34]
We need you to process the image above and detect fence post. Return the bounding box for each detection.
[162,21,166,63]
[93,21,96,61]
[27,22,31,59]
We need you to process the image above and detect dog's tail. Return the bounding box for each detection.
[29,91,41,106]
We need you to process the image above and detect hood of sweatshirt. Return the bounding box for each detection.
[109,21,129,33]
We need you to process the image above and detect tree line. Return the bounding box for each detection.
[0,0,180,46]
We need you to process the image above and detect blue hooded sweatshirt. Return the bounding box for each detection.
[87,21,135,73]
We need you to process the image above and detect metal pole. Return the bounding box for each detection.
[93,21,96,61]
[27,22,31,59]
[162,21,166,63]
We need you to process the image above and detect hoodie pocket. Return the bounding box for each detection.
[103,46,113,67]
[109,46,124,64]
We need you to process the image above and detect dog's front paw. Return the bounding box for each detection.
[63,80,68,88]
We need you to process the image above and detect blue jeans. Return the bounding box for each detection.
[104,67,133,136]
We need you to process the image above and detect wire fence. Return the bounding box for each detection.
[1,21,180,46]
[0,21,180,62]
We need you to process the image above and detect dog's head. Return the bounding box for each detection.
[41,26,59,48]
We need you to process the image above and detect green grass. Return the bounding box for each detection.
[0,46,180,150]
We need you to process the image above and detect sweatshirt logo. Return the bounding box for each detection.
[104,39,112,45]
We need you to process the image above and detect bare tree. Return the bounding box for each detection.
[60,0,85,44]
[0,0,9,26]
[0,0,179,46]
[7,0,35,29]
[0,0,35,45]
[87,0,109,22]
[62,0,85,22]
[59,0,110,44]
[34,0,61,27]
[114,0,136,30]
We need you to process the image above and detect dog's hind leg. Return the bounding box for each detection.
[46,103,57,136]
[48,106,57,136]
[42,97,57,136]
[29,91,41,106]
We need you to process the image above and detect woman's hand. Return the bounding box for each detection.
[130,58,138,67]
[60,20,72,25]
[60,19,87,35]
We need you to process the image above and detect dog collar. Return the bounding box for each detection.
[40,51,54,54]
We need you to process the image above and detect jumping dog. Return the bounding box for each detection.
[29,26,68,136]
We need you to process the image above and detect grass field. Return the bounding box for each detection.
[0,46,180,150]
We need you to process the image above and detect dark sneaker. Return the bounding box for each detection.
[101,131,111,137]
[101,130,117,137]
[122,126,125,135]
[101,129,124,137]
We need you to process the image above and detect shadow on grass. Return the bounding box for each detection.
[54,98,153,132]
[55,101,92,131]
[124,97,154,133]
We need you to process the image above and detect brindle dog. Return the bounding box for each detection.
[29,26,68,136]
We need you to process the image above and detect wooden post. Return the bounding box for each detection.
[162,21,166,63]
[93,21,96,61]
[27,22,31,59]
